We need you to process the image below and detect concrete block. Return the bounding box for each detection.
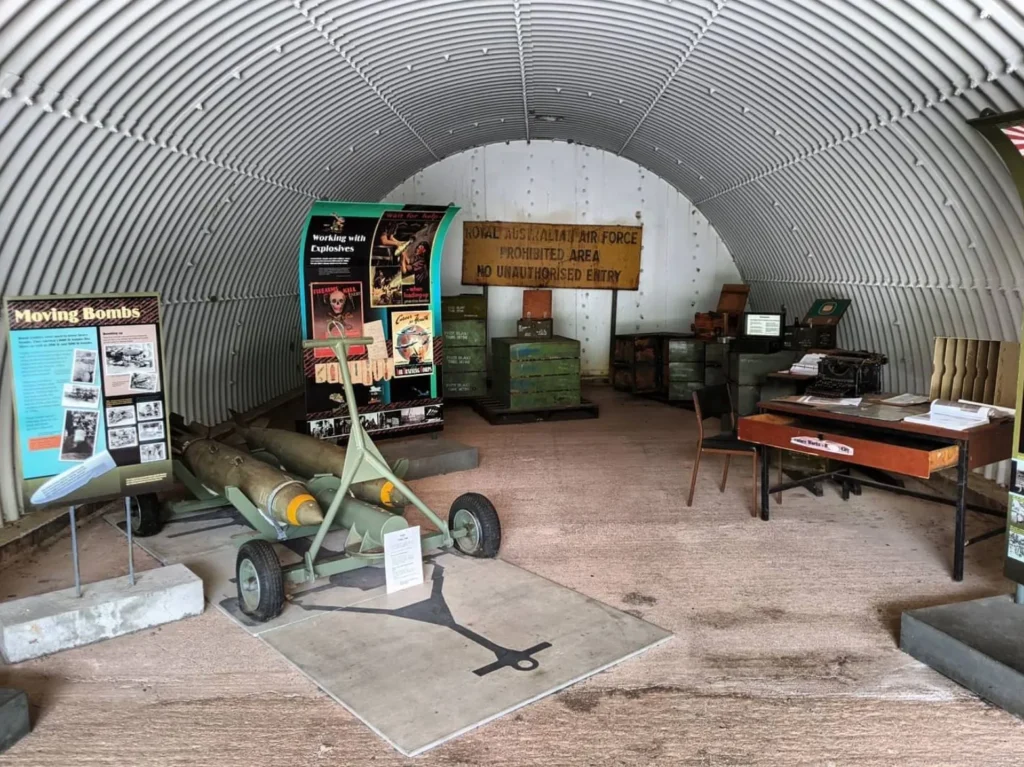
[0,564,204,664]
[379,437,479,480]
[0,689,30,753]
[900,594,1024,717]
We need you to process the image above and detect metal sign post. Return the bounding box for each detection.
[68,506,81,598]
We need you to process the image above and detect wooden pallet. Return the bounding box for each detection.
[470,396,600,425]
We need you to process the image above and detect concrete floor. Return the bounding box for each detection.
[2,384,1023,765]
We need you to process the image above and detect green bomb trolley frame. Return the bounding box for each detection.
[130,336,500,622]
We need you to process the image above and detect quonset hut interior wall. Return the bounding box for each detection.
[3,0,1024,521]
[383,142,740,376]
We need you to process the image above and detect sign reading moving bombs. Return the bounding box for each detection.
[299,202,458,441]
[3,293,174,511]
[462,221,643,290]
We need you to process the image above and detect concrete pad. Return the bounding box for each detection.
[190,534,404,636]
[261,552,672,756]
[105,506,250,563]
[0,689,30,753]
[378,436,479,479]
[901,594,1024,717]
[0,564,204,664]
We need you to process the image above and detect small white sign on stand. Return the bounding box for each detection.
[384,526,424,594]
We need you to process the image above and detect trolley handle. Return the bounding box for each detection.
[302,337,374,350]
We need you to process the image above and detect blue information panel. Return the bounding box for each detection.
[3,293,174,510]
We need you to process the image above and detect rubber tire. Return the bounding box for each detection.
[235,540,285,622]
[449,492,501,558]
[129,494,164,537]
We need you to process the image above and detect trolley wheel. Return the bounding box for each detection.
[448,493,501,558]
[129,494,164,537]
[236,540,284,622]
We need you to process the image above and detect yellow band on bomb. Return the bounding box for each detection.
[287,493,316,526]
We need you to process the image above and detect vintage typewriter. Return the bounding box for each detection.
[804,351,888,398]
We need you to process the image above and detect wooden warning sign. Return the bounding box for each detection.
[462,221,642,291]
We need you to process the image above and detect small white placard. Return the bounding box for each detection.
[384,525,424,594]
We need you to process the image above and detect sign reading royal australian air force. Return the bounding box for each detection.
[3,293,173,510]
[462,221,643,290]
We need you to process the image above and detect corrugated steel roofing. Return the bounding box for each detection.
[2,0,1024,520]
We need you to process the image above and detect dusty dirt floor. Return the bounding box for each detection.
[2,384,1023,766]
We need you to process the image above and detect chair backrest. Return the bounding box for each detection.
[692,384,735,432]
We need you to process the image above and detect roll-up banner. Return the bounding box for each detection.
[299,202,459,441]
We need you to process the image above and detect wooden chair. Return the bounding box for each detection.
[686,384,759,513]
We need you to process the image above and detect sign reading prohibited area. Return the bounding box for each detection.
[462,221,643,290]
[3,292,173,511]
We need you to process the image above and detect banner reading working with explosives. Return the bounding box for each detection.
[299,202,458,441]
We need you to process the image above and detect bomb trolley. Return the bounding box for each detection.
[131,336,501,622]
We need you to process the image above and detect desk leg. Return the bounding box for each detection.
[759,445,770,521]
[953,440,969,582]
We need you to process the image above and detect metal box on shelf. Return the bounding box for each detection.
[517,318,554,339]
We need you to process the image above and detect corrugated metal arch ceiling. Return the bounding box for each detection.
[1,1,1024,486]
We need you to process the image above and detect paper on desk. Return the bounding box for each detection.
[824,404,916,422]
[364,320,388,360]
[882,393,930,406]
[797,395,863,407]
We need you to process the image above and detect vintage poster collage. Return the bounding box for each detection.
[300,203,458,440]
[4,294,173,510]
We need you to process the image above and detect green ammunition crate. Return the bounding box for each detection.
[497,389,581,410]
[493,373,580,395]
[517,318,554,339]
[667,338,705,363]
[492,336,580,362]
[705,341,728,364]
[444,371,487,398]
[507,357,580,378]
[445,347,486,373]
[728,350,799,385]
[441,294,487,320]
[667,362,703,381]
[704,366,727,387]
[444,319,487,348]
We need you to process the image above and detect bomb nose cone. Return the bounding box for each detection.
[290,495,324,526]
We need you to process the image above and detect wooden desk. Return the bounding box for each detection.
[737,397,1013,581]
[765,372,816,382]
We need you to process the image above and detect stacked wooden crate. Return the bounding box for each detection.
[491,336,581,410]
[517,289,554,339]
[612,333,678,394]
[442,295,487,399]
